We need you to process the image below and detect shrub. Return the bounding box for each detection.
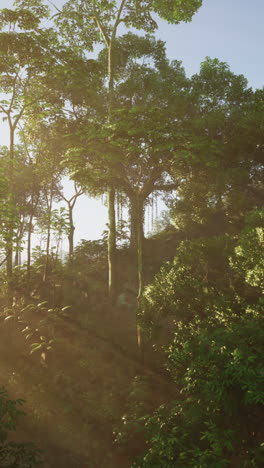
[133,210,264,467]
[0,387,43,467]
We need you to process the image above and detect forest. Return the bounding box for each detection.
[0,0,263,467]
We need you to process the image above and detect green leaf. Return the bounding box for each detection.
[4,315,15,321]
[37,301,48,308]
[30,344,43,354]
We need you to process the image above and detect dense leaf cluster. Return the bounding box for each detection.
[134,209,264,467]
[0,387,43,467]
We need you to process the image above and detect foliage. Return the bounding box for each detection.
[168,58,264,236]
[132,209,264,467]
[0,2,263,467]
[60,239,109,316]
[58,0,204,51]
[37,207,70,245]
[0,299,66,364]
[135,300,264,467]
[230,209,264,291]
[0,387,43,467]
[0,152,22,256]
[139,235,235,329]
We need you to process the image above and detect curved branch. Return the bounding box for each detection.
[0,252,11,267]
[93,14,110,46]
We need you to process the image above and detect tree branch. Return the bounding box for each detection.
[56,184,83,208]
[47,0,62,13]
[13,105,26,130]
[153,182,180,192]
[113,0,126,37]
[0,252,11,267]
[140,166,163,198]
[55,185,68,204]
[93,14,110,46]
[0,105,8,115]
[113,173,135,198]
[8,69,20,114]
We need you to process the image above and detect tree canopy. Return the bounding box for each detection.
[0,2,263,467]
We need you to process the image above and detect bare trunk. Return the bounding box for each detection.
[137,205,144,303]
[43,190,53,283]
[107,39,117,304]
[108,184,117,303]
[95,0,126,304]
[129,194,145,350]
[137,197,144,352]
[43,221,51,282]
[27,214,33,280]
[14,240,21,266]
[68,205,75,259]
[129,194,144,294]
[6,125,14,306]
[129,196,138,251]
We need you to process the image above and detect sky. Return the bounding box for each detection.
[1,0,264,247]
[159,0,264,90]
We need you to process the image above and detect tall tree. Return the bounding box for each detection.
[63,34,187,293]
[167,58,264,236]
[100,35,188,302]
[0,0,56,302]
[20,116,67,281]
[62,34,193,351]
[57,0,204,303]
[56,182,83,259]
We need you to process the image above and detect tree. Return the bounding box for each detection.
[0,150,20,271]
[0,0,55,302]
[167,58,264,236]
[116,56,264,462]
[56,182,83,259]
[18,43,101,276]
[22,120,66,282]
[57,0,204,303]
[106,35,189,305]
[131,209,264,467]
[62,34,192,354]
[64,33,189,289]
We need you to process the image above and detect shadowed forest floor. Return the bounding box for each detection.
[0,304,174,467]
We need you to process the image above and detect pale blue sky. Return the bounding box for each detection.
[160,0,264,90]
[1,0,263,245]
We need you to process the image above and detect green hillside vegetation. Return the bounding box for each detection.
[0,1,263,467]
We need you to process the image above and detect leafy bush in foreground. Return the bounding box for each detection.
[133,210,264,467]
[0,387,43,467]
[136,302,264,467]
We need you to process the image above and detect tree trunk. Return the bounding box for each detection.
[14,240,21,266]
[6,126,15,306]
[43,191,53,283]
[129,196,138,251]
[106,38,117,304]
[129,194,144,292]
[108,183,117,303]
[68,205,75,259]
[129,194,145,350]
[27,213,34,280]
[43,222,51,283]
[137,203,144,303]
[137,196,144,351]
[94,0,126,304]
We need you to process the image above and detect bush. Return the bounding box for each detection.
[133,210,264,467]
[139,235,235,330]
[0,387,43,467]
[135,301,264,467]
